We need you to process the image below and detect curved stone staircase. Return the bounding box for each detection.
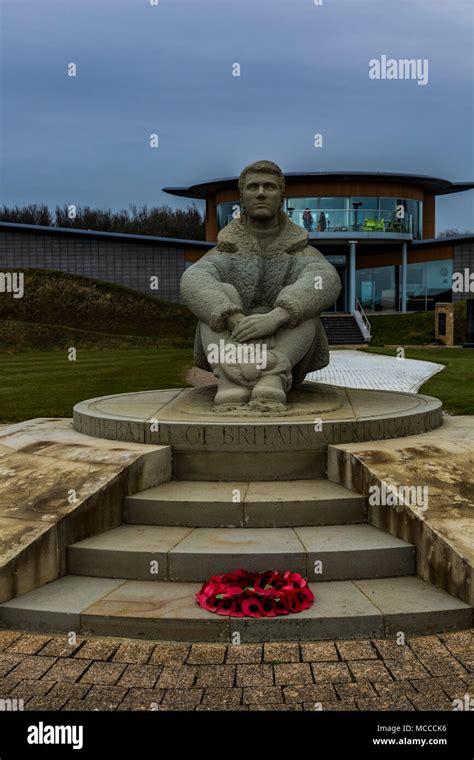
[1,463,470,643]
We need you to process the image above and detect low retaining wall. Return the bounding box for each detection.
[0,419,171,604]
[328,417,474,606]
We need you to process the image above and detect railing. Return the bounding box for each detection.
[286,208,414,236]
[354,299,372,342]
[223,208,416,236]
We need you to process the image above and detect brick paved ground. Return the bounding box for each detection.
[0,629,472,711]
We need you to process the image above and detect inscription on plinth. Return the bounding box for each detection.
[73,388,443,452]
[73,411,144,443]
[149,423,324,451]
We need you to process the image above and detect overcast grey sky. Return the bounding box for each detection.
[2,0,473,233]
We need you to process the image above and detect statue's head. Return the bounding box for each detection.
[238,159,285,222]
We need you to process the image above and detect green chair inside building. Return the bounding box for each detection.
[386,220,403,232]
[362,218,377,231]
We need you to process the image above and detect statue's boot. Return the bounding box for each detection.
[250,375,286,404]
[214,373,251,405]
[249,349,292,404]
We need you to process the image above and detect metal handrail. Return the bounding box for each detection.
[354,299,372,341]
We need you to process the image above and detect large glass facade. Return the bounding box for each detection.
[356,259,452,312]
[406,259,452,311]
[284,196,422,238]
[216,197,423,237]
[356,265,400,311]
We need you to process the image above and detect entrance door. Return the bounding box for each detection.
[325,256,347,312]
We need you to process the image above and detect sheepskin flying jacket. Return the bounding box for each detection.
[180,210,342,387]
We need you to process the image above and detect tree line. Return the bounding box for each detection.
[0,203,205,240]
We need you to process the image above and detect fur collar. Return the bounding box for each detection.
[216,209,308,256]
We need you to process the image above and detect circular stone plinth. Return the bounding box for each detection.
[73,382,442,452]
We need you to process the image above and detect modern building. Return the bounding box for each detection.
[1,171,472,338]
[163,171,474,316]
[0,223,213,303]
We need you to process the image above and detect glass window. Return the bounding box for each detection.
[374,265,398,310]
[426,259,453,309]
[405,199,422,239]
[286,197,315,211]
[217,202,240,230]
[350,197,377,210]
[405,260,452,311]
[407,264,424,286]
[379,198,397,211]
[286,198,319,230]
[227,195,424,237]
[318,197,348,210]
[356,268,374,310]
[356,265,399,311]
[311,198,348,230]
[350,198,379,230]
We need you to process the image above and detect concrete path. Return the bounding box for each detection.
[306,350,444,393]
[0,628,472,711]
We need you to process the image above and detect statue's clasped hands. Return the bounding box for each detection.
[228,307,290,342]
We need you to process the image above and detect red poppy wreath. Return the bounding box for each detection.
[196,569,314,617]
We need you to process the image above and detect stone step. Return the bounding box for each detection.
[172,450,328,481]
[66,524,415,583]
[0,574,470,642]
[123,479,366,528]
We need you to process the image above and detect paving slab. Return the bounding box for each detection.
[230,581,383,642]
[80,580,229,642]
[125,479,366,527]
[77,578,384,642]
[168,527,306,581]
[244,480,366,527]
[68,526,194,580]
[0,418,170,477]
[354,577,473,635]
[124,481,248,527]
[295,524,415,581]
[0,576,125,631]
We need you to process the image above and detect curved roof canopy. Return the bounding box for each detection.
[163,171,474,199]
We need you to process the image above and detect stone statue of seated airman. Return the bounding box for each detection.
[180,159,342,409]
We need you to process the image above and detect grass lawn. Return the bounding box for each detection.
[1,345,472,423]
[0,347,194,422]
[363,347,474,415]
[368,301,467,346]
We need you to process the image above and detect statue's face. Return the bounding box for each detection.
[241,171,282,220]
